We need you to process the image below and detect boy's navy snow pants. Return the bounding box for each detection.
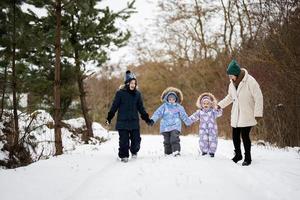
[118,129,141,158]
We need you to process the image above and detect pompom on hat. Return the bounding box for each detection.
[124,70,137,84]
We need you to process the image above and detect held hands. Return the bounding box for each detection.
[142,113,154,126]
[255,117,263,122]
[150,119,155,126]
[212,102,217,109]
[105,119,111,126]
[147,119,155,126]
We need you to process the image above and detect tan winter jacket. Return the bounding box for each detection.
[218,68,263,128]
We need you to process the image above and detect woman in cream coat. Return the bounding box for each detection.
[218,60,263,166]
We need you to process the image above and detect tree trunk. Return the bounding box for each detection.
[12,0,19,148]
[75,50,94,143]
[0,64,7,119]
[227,0,234,53]
[220,0,229,54]
[54,0,63,155]
[242,0,253,40]
[78,75,94,143]
[194,0,207,58]
[235,0,245,45]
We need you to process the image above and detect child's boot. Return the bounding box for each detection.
[121,157,129,163]
[131,153,137,159]
[173,151,181,157]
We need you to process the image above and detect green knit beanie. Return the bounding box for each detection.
[227,59,241,76]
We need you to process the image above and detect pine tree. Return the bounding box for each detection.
[24,0,80,154]
[23,0,66,155]
[0,0,23,154]
[2,0,135,153]
[62,0,135,143]
[0,0,38,166]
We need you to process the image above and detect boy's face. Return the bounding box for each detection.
[129,80,136,90]
[168,96,176,104]
[202,100,211,109]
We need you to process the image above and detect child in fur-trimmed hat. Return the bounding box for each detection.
[188,92,223,157]
[149,87,192,156]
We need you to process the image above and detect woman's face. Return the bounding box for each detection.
[129,80,136,90]
[229,75,237,82]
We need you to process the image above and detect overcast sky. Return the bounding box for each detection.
[21,0,159,72]
[97,0,159,67]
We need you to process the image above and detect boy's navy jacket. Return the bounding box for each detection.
[107,85,150,130]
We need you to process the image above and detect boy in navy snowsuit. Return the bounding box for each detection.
[106,70,152,162]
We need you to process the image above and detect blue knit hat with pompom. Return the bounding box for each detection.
[124,70,136,84]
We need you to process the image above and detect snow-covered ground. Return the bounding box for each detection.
[0,133,299,200]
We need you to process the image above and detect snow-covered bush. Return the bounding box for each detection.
[0,110,109,168]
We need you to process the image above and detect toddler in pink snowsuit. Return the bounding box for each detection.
[189,93,222,157]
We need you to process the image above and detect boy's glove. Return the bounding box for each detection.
[106,111,114,125]
[141,113,151,123]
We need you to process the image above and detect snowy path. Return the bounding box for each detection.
[1,133,300,200]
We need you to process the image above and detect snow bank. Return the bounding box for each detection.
[0,110,109,167]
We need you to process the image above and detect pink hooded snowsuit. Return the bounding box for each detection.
[189,93,222,154]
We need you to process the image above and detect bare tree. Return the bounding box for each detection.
[194,0,207,58]
[153,0,219,62]
[220,0,229,53]
[242,0,253,40]
[235,0,245,44]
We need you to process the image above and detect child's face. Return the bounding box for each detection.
[129,80,136,90]
[168,96,176,104]
[202,100,212,109]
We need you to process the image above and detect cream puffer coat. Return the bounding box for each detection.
[218,68,263,128]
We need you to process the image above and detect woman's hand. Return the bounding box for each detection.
[255,117,262,121]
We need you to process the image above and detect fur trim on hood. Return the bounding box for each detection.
[196,92,218,109]
[161,87,183,104]
[119,84,126,90]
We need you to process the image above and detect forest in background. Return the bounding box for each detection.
[86,0,300,147]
